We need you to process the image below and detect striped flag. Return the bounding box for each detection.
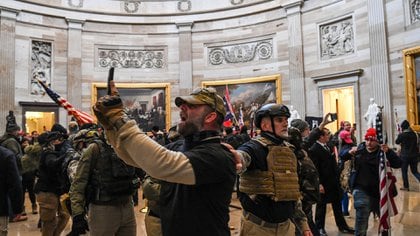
[223,85,238,125]
[378,151,398,235]
[376,107,398,235]
[37,79,94,126]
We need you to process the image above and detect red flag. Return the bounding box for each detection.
[378,151,398,235]
[37,79,94,126]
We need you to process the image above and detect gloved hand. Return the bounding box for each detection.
[93,80,126,130]
[67,214,89,236]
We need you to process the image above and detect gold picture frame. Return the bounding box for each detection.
[91,82,171,132]
[202,75,281,128]
[403,46,420,131]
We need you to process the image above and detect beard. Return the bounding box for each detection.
[178,112,206,137]
[178,120,200,137]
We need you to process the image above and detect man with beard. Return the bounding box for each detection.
[93,84,236,236]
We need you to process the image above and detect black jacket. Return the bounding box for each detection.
[309,142,342,202]
[395,129,418,160]
[341,143,402,199]
[0,146,23,216]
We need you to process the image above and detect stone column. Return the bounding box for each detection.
[367,0,393,139]
[66,19,84,112]
[176,22,193,93]
[282,0,305,116]
[0,7,18,130]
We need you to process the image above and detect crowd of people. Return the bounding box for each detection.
[1,83,419,236]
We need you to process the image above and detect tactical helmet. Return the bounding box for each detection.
[73,129,99,145]
[254,103,290,129]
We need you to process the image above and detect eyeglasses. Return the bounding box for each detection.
[191,87,218,112]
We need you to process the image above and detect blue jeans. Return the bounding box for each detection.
[353,188,370,236]
[342,191,349,214]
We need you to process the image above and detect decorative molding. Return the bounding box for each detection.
[124,1,140,13]
[319,17,354,60]
[31,40,52,95]
[231,0,245,5]
[97,47,166,69]
[177,0,191,12]
[411,0,420,24]
[312,69,363,83]
[208,39,273,65]
[68,0,83,8]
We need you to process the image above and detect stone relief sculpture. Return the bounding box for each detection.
[98,48,165,69]
[178,0,192,12]
[68,0,83,8]
[31,40,52,95]
[320,18,354,60]
[121,0,191,13]
[124,1,140,13]
[208,40,273,65]
[411,0,420,23]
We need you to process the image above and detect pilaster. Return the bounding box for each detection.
[66,19,84,112]
[176,22,193,93]
[283,1,305,116]
[367,0,393,139]
[0,7,18,130]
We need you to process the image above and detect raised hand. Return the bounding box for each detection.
[93,68,127,130]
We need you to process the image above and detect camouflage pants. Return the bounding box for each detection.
[36,192,70,236]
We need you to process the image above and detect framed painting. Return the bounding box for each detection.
[403,46,420,131]
[91,82,171,132]
[202,75,281,129]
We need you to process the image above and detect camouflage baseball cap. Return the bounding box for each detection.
[175,87,226,117]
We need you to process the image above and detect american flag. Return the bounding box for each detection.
[376,108,398,235]
[37,79,94,126]
[378,151,398,235]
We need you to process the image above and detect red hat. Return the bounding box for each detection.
[339,130,353,144]
[364,128,377,141]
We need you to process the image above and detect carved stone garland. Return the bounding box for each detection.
[208,40,273,65]
[98,49,165,69]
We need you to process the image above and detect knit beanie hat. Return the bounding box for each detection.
[364,128,377,141]
[290,119,309,133]
[400,120,410,130]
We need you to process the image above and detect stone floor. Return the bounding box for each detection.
[7,169,420,235]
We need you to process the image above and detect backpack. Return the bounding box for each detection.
[295,149,320,204]
[61,147,81,193]
[339,159,353,192]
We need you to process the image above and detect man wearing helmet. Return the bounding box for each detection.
[235,103,312,236]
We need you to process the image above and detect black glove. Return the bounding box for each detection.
[67,214,89,236]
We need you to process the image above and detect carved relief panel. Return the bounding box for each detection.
[207,39,273,65]
[31,40,52,95]
[96,46,166,69]
[319,17,355,60]
[411,0,420,24]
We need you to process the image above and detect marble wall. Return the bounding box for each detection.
[0,0,419,141]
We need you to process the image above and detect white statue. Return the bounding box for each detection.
[364,98,379,128]
[288,105,301,126]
